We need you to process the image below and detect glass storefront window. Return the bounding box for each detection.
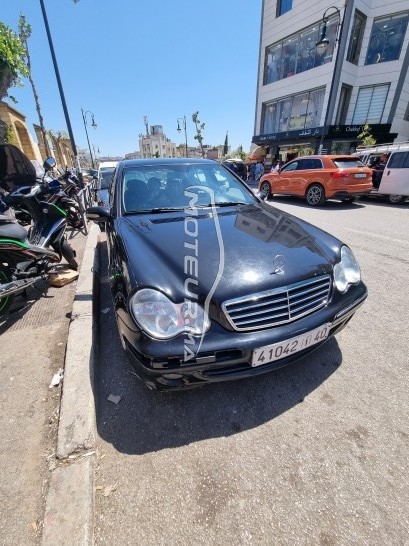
[261,88,325,135]
[347,10,366,65]
[264,17,338,85]
[289,94,309,130]
[296,29,317,74]
[265,44,282,84]
[282,37,298,77]
[365,12,409,65]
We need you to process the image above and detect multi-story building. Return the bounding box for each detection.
[253,0,409,164]
[139,125,176,158]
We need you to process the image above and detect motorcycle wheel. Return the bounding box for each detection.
[68,202,88,236]
[61,239,78,271]
[0,265,13,318]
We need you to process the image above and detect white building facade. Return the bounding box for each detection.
[139,125,176,158]
[253,0,409,162]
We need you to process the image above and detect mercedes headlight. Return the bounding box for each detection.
[130,288,210,339]
[334,246,361,293]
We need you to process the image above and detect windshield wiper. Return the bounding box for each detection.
[148,207,184,213]
[124,207,183,215]
[214,201,249,207]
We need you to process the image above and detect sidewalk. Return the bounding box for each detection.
[0,227,94,546]
[41,224,100,546]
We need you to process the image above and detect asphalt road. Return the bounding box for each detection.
[93,197,409,545]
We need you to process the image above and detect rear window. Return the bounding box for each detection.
[388,151,409,168]
[99,169,115,189]
[332,158,365,168]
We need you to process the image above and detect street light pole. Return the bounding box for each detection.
[92,144,99,165]
[81,108,97,168]
[38,0,81,171]
[315,3,348,154]
[177,116,188,158]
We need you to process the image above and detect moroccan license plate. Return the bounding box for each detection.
[354,173,367,178]
[251,323,332,367]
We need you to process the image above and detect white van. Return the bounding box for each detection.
[97,161,118,179]
[355,142,409,204]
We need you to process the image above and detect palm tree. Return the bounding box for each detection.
[18,15,51,157]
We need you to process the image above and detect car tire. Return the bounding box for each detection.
[260,181,272,199]
[306,184,325,206]
[388,194,406,205]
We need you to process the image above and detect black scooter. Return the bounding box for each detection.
[0,157,77,318]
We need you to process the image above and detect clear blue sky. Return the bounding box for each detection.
[2,0,262,158]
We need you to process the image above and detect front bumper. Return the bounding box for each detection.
[119,286,368,390]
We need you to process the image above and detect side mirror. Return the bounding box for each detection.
[86,205,110,223]
[43,157,56,171]
[256,190,267,200]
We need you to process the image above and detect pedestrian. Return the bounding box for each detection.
[372,153,388,189]
[255,161,264,182]
[271,160,281,172]
[249,162,256,181]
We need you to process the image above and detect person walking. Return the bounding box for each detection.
[255,161,264,182]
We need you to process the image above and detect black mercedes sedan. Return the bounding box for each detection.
[87,158,367,390]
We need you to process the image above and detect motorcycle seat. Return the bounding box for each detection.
[0,216,28,242]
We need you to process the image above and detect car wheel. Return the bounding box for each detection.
[388,194,406,205]
[306,184,325,206]
[260,181,272,199]
[341,197,355,204]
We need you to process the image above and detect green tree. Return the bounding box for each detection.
[357,124,376,146]
[0,20,29,102]
[3,123,18,144]
[192,111,205,158]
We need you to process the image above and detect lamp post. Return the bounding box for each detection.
[81,108,97,168]
[177,116,189,158]
[315,4,346,154]
[38,0,81,171]
[92,144,100,166]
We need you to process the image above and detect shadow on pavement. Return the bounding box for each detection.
[94,239,342,455]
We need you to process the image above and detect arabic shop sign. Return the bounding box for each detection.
[253,123,392,144]
[253,126,323,144]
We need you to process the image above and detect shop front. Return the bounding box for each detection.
[252,123,396,164]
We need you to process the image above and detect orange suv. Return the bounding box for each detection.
[258,155,373,206]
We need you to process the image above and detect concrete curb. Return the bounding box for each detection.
[42,223,100,546]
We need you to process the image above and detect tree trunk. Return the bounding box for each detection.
[24,40,51,157]
[0,67,13,102]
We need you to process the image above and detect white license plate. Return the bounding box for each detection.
[251,323,332,367]
[354,173,367,178]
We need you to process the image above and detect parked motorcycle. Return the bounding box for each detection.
[0,157,78,318]
[47,176,88,233]
[12,167,88,233]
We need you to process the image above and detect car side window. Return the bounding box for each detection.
[282,161,298,172]
[297,159,322,170]
[387,151,409,169]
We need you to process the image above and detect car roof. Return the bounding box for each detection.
[117,158,218,168]
[289,155,363,160]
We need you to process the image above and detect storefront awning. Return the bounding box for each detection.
[247,145,267,161]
